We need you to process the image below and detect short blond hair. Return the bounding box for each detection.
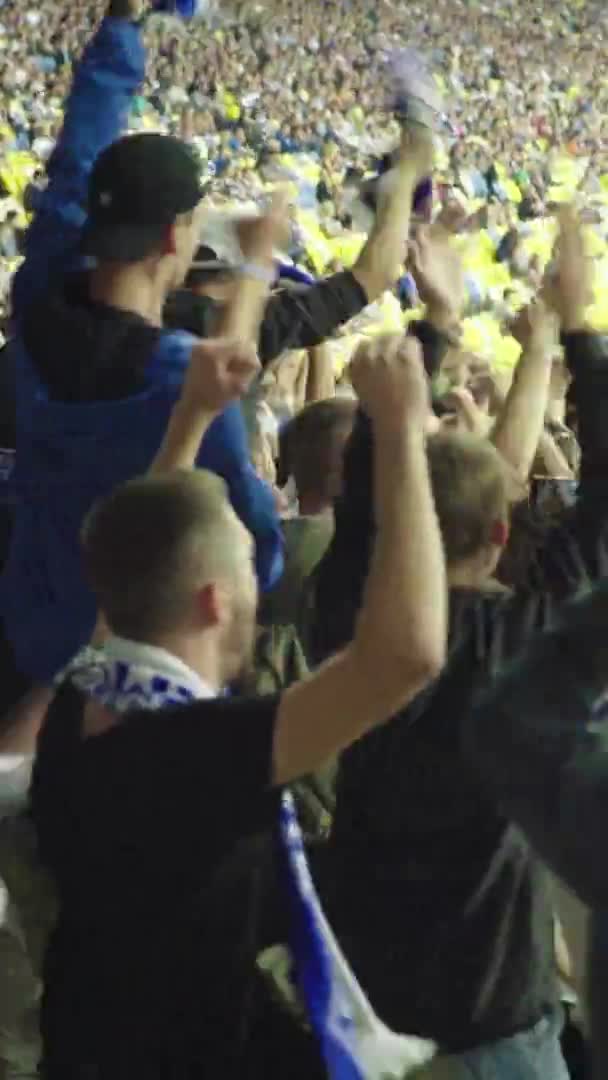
[427,432,508,565]
[82,469,234,640]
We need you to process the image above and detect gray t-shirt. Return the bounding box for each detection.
[261,514,334,627]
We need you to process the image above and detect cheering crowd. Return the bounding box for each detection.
[0,0,606,1078]
[0,0,605,289]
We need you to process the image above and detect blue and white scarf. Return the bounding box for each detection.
[69,637,209,711]
[70,638,436,1080]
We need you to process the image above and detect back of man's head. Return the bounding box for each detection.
[427,431,508,568]
[278,399,356,510]
[82,469,244,643]
[310,419,509,666]
[82,133,206,281]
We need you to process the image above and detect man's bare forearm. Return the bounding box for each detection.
[152,262,273,474]
[355,421,447,681]
[352,165,418,302]
[220,262,273,342]
[151,399,216,474]
[491,346,553,483]
[306,344,335,403]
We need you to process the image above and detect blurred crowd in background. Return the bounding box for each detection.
[0,0,605,346]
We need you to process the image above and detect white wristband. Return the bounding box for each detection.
[240,261,275,285]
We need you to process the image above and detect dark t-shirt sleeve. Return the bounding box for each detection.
[33,688,282,870]
[258,271,368,364]
[109,693,281,820]
[163,274,368,367]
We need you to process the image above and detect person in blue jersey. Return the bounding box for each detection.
[0,0,281,707]
[0,0,432,719]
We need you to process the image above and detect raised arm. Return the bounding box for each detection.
[565,333,608,497]
[408,224,464,377]
[152,197,287,587]
[350,124,435,304]
[12,0,146,323]
[272,335,448,785]
[306,344,335,403]
[151,197,287,473]
[526,210,608,595]
[489,300,556,486]
[553,210,608,501]
[249,123,434,365]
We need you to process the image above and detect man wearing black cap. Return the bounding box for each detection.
[0,0,285,710]
[0,0,433,716]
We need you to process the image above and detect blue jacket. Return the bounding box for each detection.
[3,17,283,684]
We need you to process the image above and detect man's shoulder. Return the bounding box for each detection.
[17,279,167,403]
[35,686,281,837]
[44,685,281,769]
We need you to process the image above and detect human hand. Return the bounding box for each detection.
[543,207,593,332]
[435,197,468,235]
[397,122,435,184]
[389,47,442,129]
[409,226,465,331]
[236,189,290,265]
[181,338,261,416]
[468,369,507,415]
[508,298,557,355]
[441,387,494,437]
[351,334,429,431]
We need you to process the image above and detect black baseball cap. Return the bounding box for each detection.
[83,133,207,262]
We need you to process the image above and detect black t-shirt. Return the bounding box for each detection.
[308,329,608,1052]
[31,682,281,1078]
[317,588,559,1053]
